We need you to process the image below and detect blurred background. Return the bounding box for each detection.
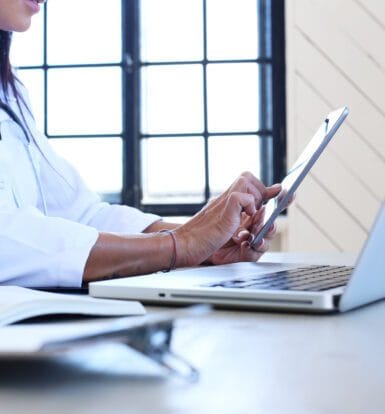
[11,0,385,253]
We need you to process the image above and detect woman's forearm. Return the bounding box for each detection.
[83,231,175,282]
[83,174,282,283]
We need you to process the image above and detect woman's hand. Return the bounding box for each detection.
[84,172,283,282]
[206,208,278,265]
[174,172,281,267]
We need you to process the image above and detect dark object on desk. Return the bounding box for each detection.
[43,317,198,382]
[0,310,202,383]
[34,286,89,295]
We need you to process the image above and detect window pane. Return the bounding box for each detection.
[141,137,205,204]
[17,69,45,132]
[11,10,44,67]
[50,138,122,194]
[47,67,122,135]
[140,0,203,62]
[207,63,259,133]
[209,135,261,196]
[141,65,204,134]
[207,0,258,60]
[47,0,121,65]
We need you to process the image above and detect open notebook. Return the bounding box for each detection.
[0,286,145,326]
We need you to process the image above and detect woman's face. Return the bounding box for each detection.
[0,0,42,32]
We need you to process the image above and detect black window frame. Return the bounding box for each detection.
[16,0,285,215]
[123,0,286,217]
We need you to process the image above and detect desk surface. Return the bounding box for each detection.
[1,252,384,414]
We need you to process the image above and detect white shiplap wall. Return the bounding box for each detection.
[285,0,385,252]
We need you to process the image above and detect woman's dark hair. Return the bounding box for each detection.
[0,30,19,100]
[0,30,32,130]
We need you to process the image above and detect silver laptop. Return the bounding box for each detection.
[89,199,385,313]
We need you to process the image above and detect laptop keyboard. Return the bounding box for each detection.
[202,265,354,292]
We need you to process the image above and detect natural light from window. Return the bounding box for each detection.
[10,0,265,206]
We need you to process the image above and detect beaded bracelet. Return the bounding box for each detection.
[159,230,177,272]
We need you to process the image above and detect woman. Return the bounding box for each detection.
[0,0,281,287]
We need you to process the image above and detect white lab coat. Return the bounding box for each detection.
[0,84,160,287]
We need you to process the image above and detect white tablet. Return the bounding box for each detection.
[251,106,349,248]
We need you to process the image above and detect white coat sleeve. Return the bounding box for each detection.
[0,207,99,288]
[35,131,162,234]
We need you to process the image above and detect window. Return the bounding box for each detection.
[12,0,285,215]
[11,0,123,203]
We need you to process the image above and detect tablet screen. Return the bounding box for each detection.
[251,106,349,249]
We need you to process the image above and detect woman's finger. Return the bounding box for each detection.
[287,192,296,207]
[227,172,281,208]
[264,223,277,240]
[240,171,267,194]
[264,183,282,201]
[239,238,270,260]
[233,229,251,245]
[249,207,266,235]
[230,174,264,207]
[251,237,270,254]
[226,191,257,217]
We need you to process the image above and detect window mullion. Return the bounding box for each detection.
[122,0,141,208]
[270,0,286,184]
[203,0,210,202]
[43,2,48,137]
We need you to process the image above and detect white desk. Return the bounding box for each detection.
[1,252,385,414]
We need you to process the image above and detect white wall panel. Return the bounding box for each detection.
[286,0,385,252]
